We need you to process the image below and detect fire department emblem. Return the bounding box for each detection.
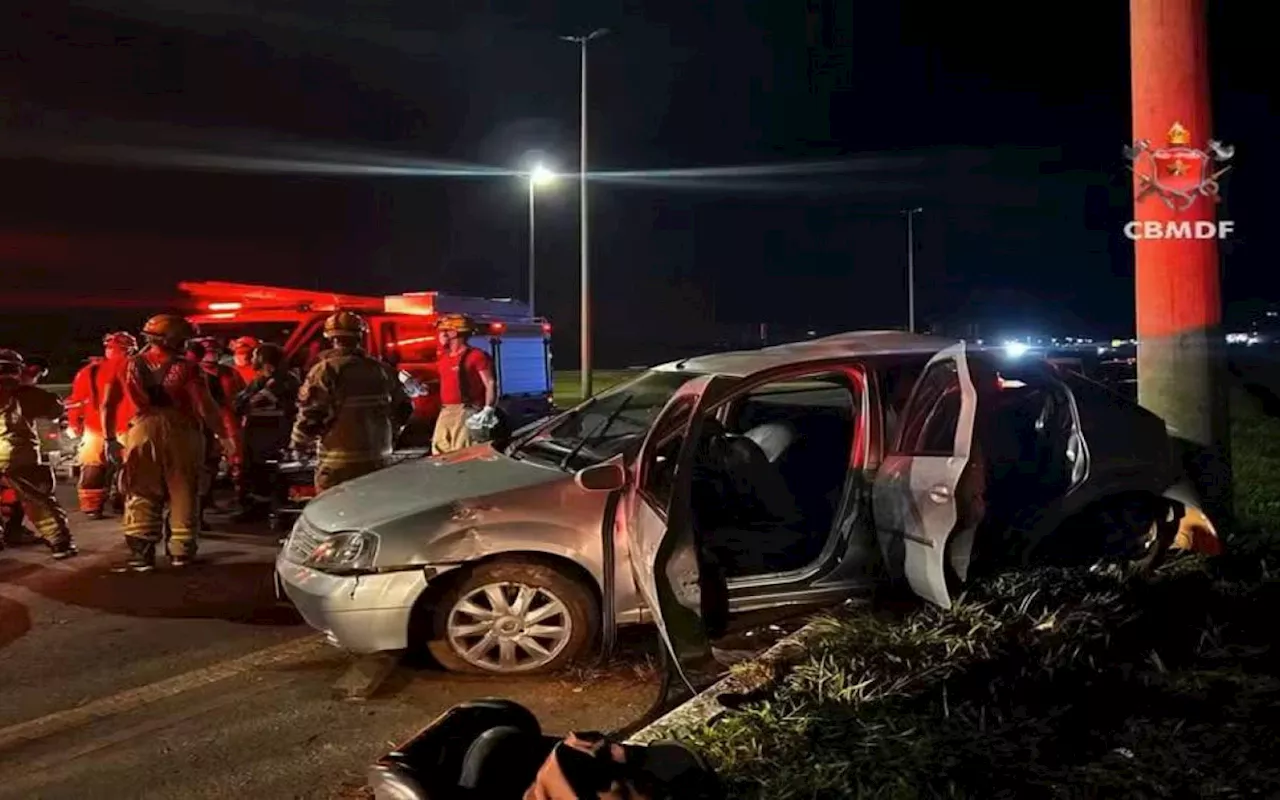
[1125,122,1234,211]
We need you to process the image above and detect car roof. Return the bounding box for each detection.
[652,330,959,377]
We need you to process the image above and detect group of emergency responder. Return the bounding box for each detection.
[0,309,498,573]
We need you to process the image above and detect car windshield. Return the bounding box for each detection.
[516,369,704,467]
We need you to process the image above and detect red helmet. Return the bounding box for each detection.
[103,331,138,353]
[230,336,260,353]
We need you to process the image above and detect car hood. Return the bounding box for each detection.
[302,447,567,533]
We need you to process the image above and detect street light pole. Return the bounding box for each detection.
[525,163,555,319]
[903,207,922,333]
[527,177,537,317]
[561,28,610,401]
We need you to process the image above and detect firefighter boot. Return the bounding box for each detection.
[112,537,157,574]
[48,537,78,560]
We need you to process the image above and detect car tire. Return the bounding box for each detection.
[424,558,599,675]
[1038,493,1162,566]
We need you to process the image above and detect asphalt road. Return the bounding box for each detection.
[0,488,662,799]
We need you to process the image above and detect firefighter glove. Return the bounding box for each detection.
[466,406,499,432]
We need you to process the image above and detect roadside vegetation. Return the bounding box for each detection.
[552,369,636,407]
[682,387,1280,799]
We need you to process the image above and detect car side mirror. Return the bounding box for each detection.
[574,462,626,492]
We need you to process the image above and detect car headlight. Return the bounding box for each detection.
[304,531,378,574]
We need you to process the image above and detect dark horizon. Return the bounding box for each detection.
[2,1,1274,367]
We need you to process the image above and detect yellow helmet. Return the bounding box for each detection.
[142,314,196,347]
[437,314,475,336]
[323,311,368,339]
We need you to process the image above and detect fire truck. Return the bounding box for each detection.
[179,282,554,447]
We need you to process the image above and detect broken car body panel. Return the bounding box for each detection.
[870,343,981,609]
[623,374,738,688]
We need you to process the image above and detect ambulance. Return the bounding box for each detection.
[179,281,554,447]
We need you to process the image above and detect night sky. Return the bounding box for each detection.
[2,1,1275,368]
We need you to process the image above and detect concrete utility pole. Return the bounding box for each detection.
[903,207,922,333]
[1130,0,1231,522]
[561,28,610,401]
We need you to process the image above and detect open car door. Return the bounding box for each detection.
[622,374,737,691]
[872,342,985,609]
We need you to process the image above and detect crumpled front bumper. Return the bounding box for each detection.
[275,553,431,653]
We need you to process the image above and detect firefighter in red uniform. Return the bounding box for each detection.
[0,349,77,559]
[66,332,138,519]
[431,314,498,455]
[229,336,260,386]
[102,315,235,572]
[192,337,245,525]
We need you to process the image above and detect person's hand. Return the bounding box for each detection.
[466,406,499,431]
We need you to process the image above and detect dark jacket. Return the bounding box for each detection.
[290,348,412,466]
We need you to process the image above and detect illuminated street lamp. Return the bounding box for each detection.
[527,163,556,316]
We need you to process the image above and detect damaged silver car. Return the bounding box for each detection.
[276,332,1218,676]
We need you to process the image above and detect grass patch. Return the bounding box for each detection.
[552,370,638,408]
[680,388,1280,798]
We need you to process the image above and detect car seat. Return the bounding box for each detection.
[742,420,798,464]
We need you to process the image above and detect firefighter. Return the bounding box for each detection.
[101,315,235,571]
[0,349,77,559]
[192,337,245,526]
[66,332,138,519]
[232,343,299,521]
[229,336,260,386]
[431,314,498,455]
[290,311,411,492]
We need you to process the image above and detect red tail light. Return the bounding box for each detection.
[489,322,506,334]
[542,322,552,334]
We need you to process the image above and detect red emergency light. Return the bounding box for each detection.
[207,302,243,311]
[542,322,552,334]
[489,322,506,334]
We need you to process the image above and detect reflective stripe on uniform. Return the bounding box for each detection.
[316,448,392,466]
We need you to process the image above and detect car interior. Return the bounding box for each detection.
[972,366,1081,563]
[683,372,861,578]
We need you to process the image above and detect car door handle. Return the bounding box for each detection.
[928,485,951,504]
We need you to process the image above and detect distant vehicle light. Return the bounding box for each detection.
[490,322,506,334]
[1004,342,1030,358]
[542,322,552,334]
[207,302,243,311]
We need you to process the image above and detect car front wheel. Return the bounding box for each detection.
[425,559,599,675]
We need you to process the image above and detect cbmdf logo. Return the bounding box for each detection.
[1123,122,1235,240]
